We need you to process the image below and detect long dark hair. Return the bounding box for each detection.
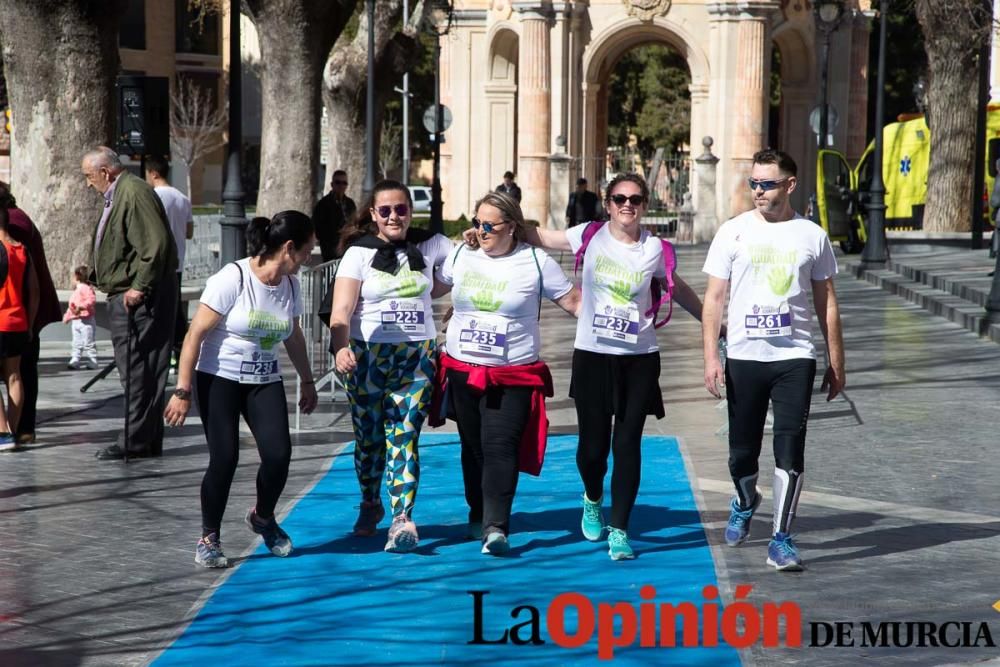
[337,179,413,255]
[0,181,16,209]
[246,210,314,259]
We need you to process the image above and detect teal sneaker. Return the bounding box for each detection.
[581,494,605,541]
[607,527,635,560]
[766,532,804,571]
[724,491,761,547]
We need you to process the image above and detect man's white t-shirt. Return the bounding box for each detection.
[702,210,838,362]
[154,185,193,272]
[567,222,666,355]
[336,234,454,343]
[196,259,303,383]
[437,243,572,366]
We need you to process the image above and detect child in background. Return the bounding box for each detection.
[63,265,98,370]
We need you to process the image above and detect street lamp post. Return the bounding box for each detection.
[860,0,889,267]
[428,1,453,236]
[220,0,247,264]
[363,0,376,204]
[814,1,845,151]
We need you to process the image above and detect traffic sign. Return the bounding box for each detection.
[423,105,452,133]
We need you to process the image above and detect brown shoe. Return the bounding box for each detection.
[16,433,35,445]
[353,499,385,536]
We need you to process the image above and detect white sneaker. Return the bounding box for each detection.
[67,360,82,370]
[85,360,99,370]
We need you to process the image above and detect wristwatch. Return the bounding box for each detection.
[173,387,192,401]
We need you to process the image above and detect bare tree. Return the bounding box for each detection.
[323,1,426,203]
[0,0,120,286]
[379,110,401,179]
[190,0,355,216]
[914,0,993,231]
[171,76,227,202]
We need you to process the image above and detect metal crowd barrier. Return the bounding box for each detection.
[295,258,343,430]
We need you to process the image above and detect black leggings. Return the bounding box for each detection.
[571,349,662,530]
[447,370,533,536]
[197,372,292,537]
[725,357,816,504]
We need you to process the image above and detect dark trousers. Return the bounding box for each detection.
[173,271,187,357]
[197,372,292,536]
[447,370,532,536]
[725,358,817,484]
[17,335,40,437]
[572,349,661,530]
[108,272,177,455]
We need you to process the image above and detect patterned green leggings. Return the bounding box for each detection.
[345,339,435,518]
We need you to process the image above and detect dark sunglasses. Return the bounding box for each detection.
[471,218,507,234]
[609,194,645,207]
[333,180,348,186]
[374,204,410,218]
[747,178,789,192]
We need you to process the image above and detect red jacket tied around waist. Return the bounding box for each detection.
[430,351,553,476]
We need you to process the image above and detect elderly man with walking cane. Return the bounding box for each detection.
[82,147,178,461]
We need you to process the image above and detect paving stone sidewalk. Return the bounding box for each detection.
[2,245,1000,666]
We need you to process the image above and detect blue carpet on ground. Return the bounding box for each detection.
[154,434,739,666]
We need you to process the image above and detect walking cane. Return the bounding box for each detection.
[124,306,135,464]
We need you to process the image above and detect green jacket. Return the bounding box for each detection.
[91,171,178,296]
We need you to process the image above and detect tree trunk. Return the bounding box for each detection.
[915,0,990,232]
[245,0,353,218]
[0,0,122,287]
[322,1,423,205]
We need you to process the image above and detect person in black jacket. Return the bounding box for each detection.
[565,178,602,227]
[494,171,521,203]
[312,169,357,262]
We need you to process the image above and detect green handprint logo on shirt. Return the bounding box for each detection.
[606,280,635,305]
[394,275,426,298]
[470,290,503,312]
[767,266,794,296]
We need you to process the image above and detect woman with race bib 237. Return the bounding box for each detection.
[495,173,710,560]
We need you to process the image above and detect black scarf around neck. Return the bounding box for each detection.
[353,227,434,275]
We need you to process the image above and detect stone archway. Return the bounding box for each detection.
[772,23,816,212]
[580,17,710,205]
[485,26,519,197]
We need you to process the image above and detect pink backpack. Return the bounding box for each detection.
[573,221,677,329]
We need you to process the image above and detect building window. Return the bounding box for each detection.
[120,0,146,50]
[176,0,220,55]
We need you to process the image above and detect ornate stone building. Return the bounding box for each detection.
[439,0,875,237]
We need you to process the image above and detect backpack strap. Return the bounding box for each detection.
[573,221,605,275]
[646,239,677,329]
[530,246,543,320]
[230,261,244,297]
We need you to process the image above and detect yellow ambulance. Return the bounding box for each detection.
[816,106,1000,251]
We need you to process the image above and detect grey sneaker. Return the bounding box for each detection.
[195,533,229,568]
[384,515,419,553]
[481,531,510,556]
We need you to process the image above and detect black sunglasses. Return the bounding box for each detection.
[333,180,348,186]
[471,218,507,234]
[374,204,410,218]
[747,178,789,192]
[609,194,645,207]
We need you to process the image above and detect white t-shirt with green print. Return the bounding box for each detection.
[567,222,667,355]
[337,234,454,343]
[702,210,838,362]
[196,258,304,384]
[437,243,573,366]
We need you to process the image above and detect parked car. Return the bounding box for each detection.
[409,185,432,214]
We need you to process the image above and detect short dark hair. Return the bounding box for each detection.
[74,265,90,282]
[752,149,797,177]
[333,169,347,178]
[0,181,16,209]
[503,171,515,179]
[576,177,588,186]
[605,172,650,203]
[145,155,169,179]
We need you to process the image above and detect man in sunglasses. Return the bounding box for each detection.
[313,169,358,262]
[701,149,845,572]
